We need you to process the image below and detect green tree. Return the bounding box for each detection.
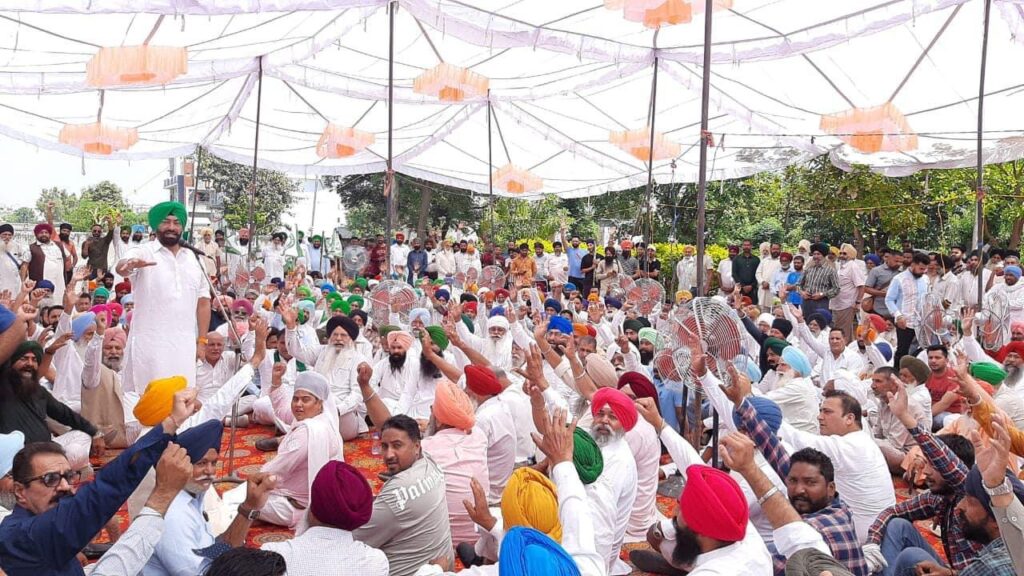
[195,148,298,235]
[4,206,38,223]
[35,187,77,224]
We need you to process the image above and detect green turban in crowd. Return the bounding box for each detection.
[424,325,449,351]
[969,362,1008,386]
[378,325,400,341]
[572,428,603,485]
[12,340,44,363]
[348,295,365,309]
[329,298,350,314]
[93,287,110,298]
[432,279,445,286]
[354,277,369,290]
[623,319,644,334]
[637,327,661,347]
[764,337,790,355]
[296,285,312,299]
[148,201,188,231]
[461,313,475,334]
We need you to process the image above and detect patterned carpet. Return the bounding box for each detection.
[93,423,945,574]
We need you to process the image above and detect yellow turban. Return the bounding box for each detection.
[501,468,562,542]
[675,290,693,304]
[432,379,475,431]
[133,376,187,426]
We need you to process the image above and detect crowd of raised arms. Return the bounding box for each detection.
[1,202,1023,576]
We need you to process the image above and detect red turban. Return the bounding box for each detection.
[310,461,373,531]
[495,288,510,299]
[867,314,888,334]
[617,371,657,403]
[465,365,503,396]
[107,302,123,318]
[395,233,405,240]
[779,252,792,261]
[464,301,479,314]
[114,280,132,293]
[33,223,53,235]
[994,341,1024,364]
[591,387,638,432]
[679,465,748,542]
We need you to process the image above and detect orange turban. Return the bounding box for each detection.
[133,376,187,426]
[572,323,589,337]
[433,379,475,431]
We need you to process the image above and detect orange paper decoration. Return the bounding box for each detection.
[608,0,693,28]
[819,102,918,153]
[609,127,681,161]
[316,124,375,158]
[58,122,139,155]
[413,63,489,102]
[86,46,187,87]
[492,164,542,194]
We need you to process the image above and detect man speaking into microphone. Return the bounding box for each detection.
[115,201,211,434]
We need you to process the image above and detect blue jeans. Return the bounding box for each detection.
[881,518,945,576]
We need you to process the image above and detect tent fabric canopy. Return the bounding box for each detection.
[0,0,1019,198]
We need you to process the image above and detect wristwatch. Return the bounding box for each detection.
[984,478,1013,497]
[237,504,261,521]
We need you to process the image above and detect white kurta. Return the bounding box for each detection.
[261,244,286,281]
[0,240,23,296]
[589,436,638,576]
[120,242,209,420]
[755,256,781,307]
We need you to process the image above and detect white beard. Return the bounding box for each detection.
[317,344,352,378]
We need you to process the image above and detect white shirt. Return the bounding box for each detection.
[498,383,537,463]
[262,526,388,576]
[957,268,991,311]
[793,321,865,384]
[718,257,735,292]
[286,333,369,417]
[676,255,713,291]
[261,243,286,281]
[764,376,820,433]
[119,242,210,418]
[475,395,517,504]
[0,239,23,296]
[390,243,411,275]
[195,352,240,405]
[778,424,896,542]
[435,249,457,277]
[688,524,772,576]
[588,436,638,576]
[756,256,782,304]
[546,252,569,284]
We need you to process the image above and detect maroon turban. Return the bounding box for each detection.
[230,299,254,315]
[310,461,373,531]
[114,280,132,293]
[591,387,638,432]
[779,252,792,261]
[33,223,53,236]
[465,365,503,396]
[679,465,748,543]
[617,371,657,403]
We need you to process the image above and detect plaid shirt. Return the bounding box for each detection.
[960,539,1016,576]
[798,262,840,299]
[867,425,983,571]
[736,399,869,576]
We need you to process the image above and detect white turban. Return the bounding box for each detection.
[488,316,510,331]
[295,372,331,401]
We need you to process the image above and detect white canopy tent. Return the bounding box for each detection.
[0,0,1017,199]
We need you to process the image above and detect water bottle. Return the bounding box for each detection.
[371,430,382,455]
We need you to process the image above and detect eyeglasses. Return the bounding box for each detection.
[25,470,81,488]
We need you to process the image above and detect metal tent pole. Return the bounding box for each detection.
[245,59,264,268]
[975,0,992,310]
[644,57,659,246]
[385,1,396,276]
[188,146,202,242]
[488,94,495,240]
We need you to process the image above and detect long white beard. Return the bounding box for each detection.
[775,370,795,388]
[317,345,351,378]
[1006,366,1022,388]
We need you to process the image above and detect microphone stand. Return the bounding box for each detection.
[184,243,246,484]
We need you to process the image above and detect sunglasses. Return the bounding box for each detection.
[25,469,81,488]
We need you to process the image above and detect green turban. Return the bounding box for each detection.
[310,235,322,242]
[969,362,1008,386]
[148,201,188,231]
[378,325,400,341]
[13,340,43,363]
[348,295,365,309]
[572,428,603,485]
[296,285,312,299]
[623,319,644,334]
[93,287,110,298]
[764,337,790,355]
[329,298,350,314]
[425,325,449,351]
[354,277,368,290]
[432,279,445,286]
[637,327,661,347]
[461,313,475,334]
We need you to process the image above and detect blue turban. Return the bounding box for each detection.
[865,254,882,266]
[734,396,783,433]
[604,297,622,309]
[71,312,96,341]
[733,355,762,383]
[120,293,134,306]
[547,316,573,335]
[1005,265,1022,280]
[490,306,506,318]
[781,346,812,377]
[564,283,577,292]
[36,279,55,292]
[875,341,893,362]
[320,283,336,294]
[177,420,224,463]
[130,224,146,234]
[434,289,450,302]
[0,305,15,334]
[544,298,562,313]
[409,308,431,326]
[499,527,580,576]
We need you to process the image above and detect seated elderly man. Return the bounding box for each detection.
[224,371,343,529]
[0,341,103,476]
[261,461,387,575]
[81,323,130,448]
[764,344,820,433]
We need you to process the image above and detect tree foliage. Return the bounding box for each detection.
[31,182,146,231]
[195,147,298,235]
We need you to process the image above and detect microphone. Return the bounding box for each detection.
[177,238,207,257]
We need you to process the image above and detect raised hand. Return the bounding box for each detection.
[530,408,576,467]
[461,477,497,531]
[634,397,664,431]
[720,431,758,476]
[721,362,752,407]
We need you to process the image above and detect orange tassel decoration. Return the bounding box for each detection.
[58,122,139,155]
[492,164,543,194]
[413,63,489,102]
[610,127,681,162]
[819,103,918,153]
[316,124,375,158]
[86,46,187,87]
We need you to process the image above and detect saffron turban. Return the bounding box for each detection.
[969,361,1008,386]
[585,354,618,389]
[637,327,661,347]
[591,387,638,431]
[675,290,693,304]
[12,340,43,363]
[764,337,790,355]
[465,365,503,396]
[572,428,603,485]
[498,527,579,576]
[433,378,475,431]
[488,315,510,331]
[177,420,224,463]
[310,461,374,531]
[33,223,53,235]
[103,326,127,348]
[679,465,748,543]
[781,346,812,377]
[900,356,931,384]
[71,312,96,341]
[572,323,589,337]
[295,372,330,401]
[424,325,449,351]
[387,330,414,351]
[409,308,431,326]
[134,376,187,426]
[325,315,358,340]
[547,316,573,336]
[617,371,657,402]
[734,396,783,433]
[544,298,562,313]
[148,201,188,231]
[587,293,600,303]
[994,341,1024,364]
[501,468,562,541]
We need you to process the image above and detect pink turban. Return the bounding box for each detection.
[387,330,414,351]
[433,379,475,431]
[230,299,253,315]
[103,327,127,348]
[107,303,123,318]
[679,465,748,543]
[309,461,373,531]
[90,304,111,325]
[591,387,638,432]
